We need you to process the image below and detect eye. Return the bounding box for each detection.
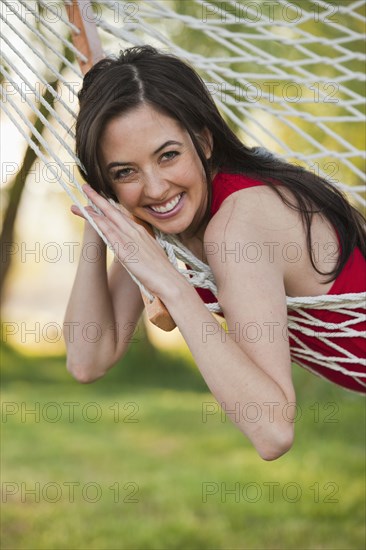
[112,167,134,181]
[161,150,179,161]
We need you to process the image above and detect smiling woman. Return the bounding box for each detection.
[64,46,366,461]
[97,105,211,239]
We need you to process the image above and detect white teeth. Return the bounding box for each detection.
[150,193,182,213]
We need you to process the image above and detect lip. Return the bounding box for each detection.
[144,192,185,219]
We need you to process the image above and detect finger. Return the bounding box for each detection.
[85,206,155,251]
[112,201,136,221]
[86,214,139,261]
[70,204,85,215]
[82,184,136,229]
[70,204,96,220]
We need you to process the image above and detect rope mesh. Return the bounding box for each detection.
[1,0,365,383]
[96,0,366,202]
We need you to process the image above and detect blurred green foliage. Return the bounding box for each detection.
[1,342,365,549]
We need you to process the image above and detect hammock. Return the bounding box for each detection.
[1,0,365,384]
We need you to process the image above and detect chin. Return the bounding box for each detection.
[155,223,187,235]
[153,219,192,236]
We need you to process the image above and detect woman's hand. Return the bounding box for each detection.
[70,184,183,299]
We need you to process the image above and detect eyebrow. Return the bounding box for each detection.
[106,140,183,171]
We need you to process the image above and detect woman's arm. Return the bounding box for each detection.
[162,187,301,460]
[63,220,144,383]
[161,268,295,461]
[77,184,296,459]
[161,192,297,460]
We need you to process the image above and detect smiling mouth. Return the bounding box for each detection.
[146,193,184,214]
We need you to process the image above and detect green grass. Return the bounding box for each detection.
[1,342,365,549]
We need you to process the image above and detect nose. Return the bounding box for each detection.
[142,171,171,203]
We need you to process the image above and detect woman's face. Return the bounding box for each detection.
[99,104,212,237]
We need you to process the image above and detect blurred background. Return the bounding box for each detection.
[1,1,365,548]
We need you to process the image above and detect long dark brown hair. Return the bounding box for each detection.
[75,45,365,283]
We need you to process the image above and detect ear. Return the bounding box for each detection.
[198,127,213,160]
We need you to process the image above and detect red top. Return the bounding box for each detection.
[192,172,366,393]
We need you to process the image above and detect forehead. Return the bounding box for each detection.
[100,104,185,153]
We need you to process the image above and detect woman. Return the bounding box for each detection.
[64,46,366,460]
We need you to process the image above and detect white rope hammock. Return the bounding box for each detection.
[1,0,365,383]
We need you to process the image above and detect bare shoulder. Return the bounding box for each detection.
[204,185,300,282]
[204,184,339,297]
[205,185,302,242]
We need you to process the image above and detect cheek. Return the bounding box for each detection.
[179,154,205,182]
[115,187,141,207]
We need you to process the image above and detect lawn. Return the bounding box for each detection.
[1,340,365,549]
